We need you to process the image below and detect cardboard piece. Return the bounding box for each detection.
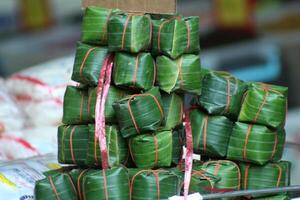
[82,0,176,14]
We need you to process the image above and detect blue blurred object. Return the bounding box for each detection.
[201,41,281,82]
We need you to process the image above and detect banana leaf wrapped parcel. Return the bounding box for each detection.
[63,86,128,125]
[128,168,182,200]
[156,55,202,95]
[113,52,156,91]
[82,167,130,200]
[152,16,200,59]
[58,125,89,166]
[72,42,109,85]
[85,125,128,167]
[196,70,248,119]
[227,122,286,165]
[238,83,288,129]
[81,7,119,45]
[189,169,219,194]
[189,109,233,158]
[63,86,90,125]
[69,168,90,200]
[88,86,129,123]
[129,130,172,168]
[197,160,241,193]
[161,92,183,130]
[35,170,78,200]
[113,87,164,138]
[108,12,152,53]
[239,161,291,198]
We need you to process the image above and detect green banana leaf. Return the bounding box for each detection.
[63,86,91,125]
[161,92,184,130]
[189,170,219,194]
[272,129,286,161]
[128,168,182,200]
[81,7,119,45]
[172,127,184,165]
[68,169,87,200]
[152,17,200,59]
[129,130,172,168]
[196,160,241,193]
[113,52,155,91]
[86,124,128,167]
[71,42,109,86]
[113,87,165,138]
[252,195,290,200]
[108,12,152,53]
[156,55,202,95]
[63,86,127,125]
[88,86,129,123]
[58,125,89,166]
[238,82,288,129]
[227,122,286,165]
[35,171,78,200]
[239,161,291,198]
[184,17,200,54]
[189,109,233,158]
[196,70,248,119]
[82,167,130,200]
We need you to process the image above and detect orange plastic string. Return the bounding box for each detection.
[253,90,269,123]
[191,170,214,190]
[213,160,221,176]
[185,20,191,51]
[271,132,278,159]
[180,100,184,122]
[127,94,164,134]
[243,124,253,161]
[275,164,283,187]
[79,48,97,83]
[203,160,241,190]
[152,59,157,86]
[77,169,89,200]
[177,57,184,89]
[69,126,77,164]
[244,164,250,190]
[48,176,60,200]
[102,170,109,200]
[128,139,135,163]
[66,174,78,197]
[121,15,132,50]
[157,18,175,52]
[130,170,164,200]
[102,9,112,42]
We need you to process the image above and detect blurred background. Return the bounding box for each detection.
[0,0,299,183]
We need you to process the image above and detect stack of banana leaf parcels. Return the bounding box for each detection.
[34,6,291,200]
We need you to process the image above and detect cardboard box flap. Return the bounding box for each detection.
[82,0,176,14]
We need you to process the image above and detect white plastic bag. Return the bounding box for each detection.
[0,154,60,200]
[0,82,25,133]
[5,56,76,128]
[6,56,74,101]
[0,126,57,161]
